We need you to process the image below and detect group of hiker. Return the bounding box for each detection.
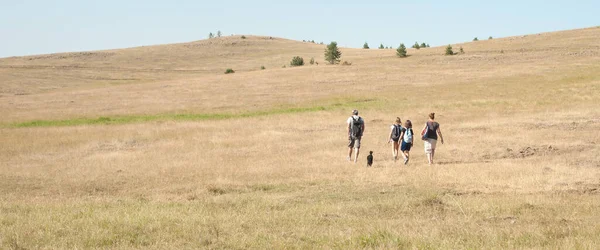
[347,110,444,166]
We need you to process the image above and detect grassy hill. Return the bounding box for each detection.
[0,27,599,249]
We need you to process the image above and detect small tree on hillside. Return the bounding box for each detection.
[459,47,465,54]
[324,42,342,64]
[488,36,493,40]
[473,37,479,41]
[445,45,454,55]
[379,44,385,49]
[426,44,431,48]
[421,42,427,48]
[363,42,370,49]
[209,32,214,39]
[217,31,222,37]
[396,43,407,58]
[412,42,421,49]
[290,56,305,67]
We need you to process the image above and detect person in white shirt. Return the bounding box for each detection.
[346,110,365,163]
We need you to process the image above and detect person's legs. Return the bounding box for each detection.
[429,139,437,165]
[391,142,396,160]
[393,141,399,161]
[353,138,361,163]
[348,148,353,161]
[347,138,354,161]
[424,140,432,164]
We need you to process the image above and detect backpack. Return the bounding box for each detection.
[350,116,363,139]
[404,128,413,142]
[391,124,402,141]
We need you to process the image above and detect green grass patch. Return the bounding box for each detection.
[5,99,380,128]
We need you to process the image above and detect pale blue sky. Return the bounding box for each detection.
[1,0,598,57]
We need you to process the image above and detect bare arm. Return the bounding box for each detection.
[347,123,350,136]
[437,127,444,144]
[361,123,366,136]
[387,127,393,143]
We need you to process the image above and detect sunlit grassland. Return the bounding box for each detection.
[1,27,600,249]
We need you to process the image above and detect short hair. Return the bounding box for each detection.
[369,151,373,154]
[429,113,435,119]
[395,117,401,124]
[352,109,359,115]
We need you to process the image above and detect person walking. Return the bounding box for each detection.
[387,117,403,162]
[347,109,365,163]
[400,120,414,165]
[421,113,444,165]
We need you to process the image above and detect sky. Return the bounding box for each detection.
[1,0,598,57]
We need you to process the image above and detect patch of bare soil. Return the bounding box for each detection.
[482,145,559,160]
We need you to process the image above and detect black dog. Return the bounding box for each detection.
[367,151,373,167]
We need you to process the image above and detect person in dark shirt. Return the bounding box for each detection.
[367,151,374,167]
[421,113,444,165]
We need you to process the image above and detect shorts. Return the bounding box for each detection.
[424,139,437,153]
[348,137,361,149]
[401,141,412,151]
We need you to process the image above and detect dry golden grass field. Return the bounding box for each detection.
[1,27,600,249]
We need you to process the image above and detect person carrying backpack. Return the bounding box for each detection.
[387,117,403,162]
[421,113,444,165]
[400,120,414,165]
[347,109,365,163]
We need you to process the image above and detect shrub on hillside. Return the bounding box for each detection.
[217,31,222,37]
[209,32,214,39]
[396,43,407,58]
[290,56,304,66]
[261,66,266,70]
[309,57,315,65]
[363,42,370,49]
[473,37,479,41]
[421,42,427,48]
[341,61,352,66]
[459,47,465,54]
[379,44,385,49]
[489,36,493,40]
[412,42,420,50]
[324,42,342,65]
[241,35,247,39]
[445,45,454,55]
[225,68,235,74]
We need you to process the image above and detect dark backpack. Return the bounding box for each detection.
[350,117,363,139]
[391,124,402,140]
